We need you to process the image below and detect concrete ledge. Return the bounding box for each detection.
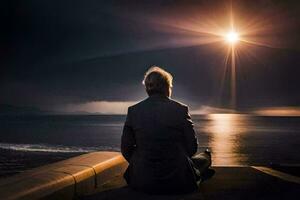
[80,166,300,200]
[0,152,128,200]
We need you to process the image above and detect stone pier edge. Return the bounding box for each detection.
[0,151,128,200]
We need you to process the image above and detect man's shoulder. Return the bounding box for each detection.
[127,99,147,111]
[168,98,188,110]
[127,97,189,112]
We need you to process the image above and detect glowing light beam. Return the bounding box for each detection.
[225,31,239,44]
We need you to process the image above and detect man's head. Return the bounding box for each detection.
[143,66,173,97]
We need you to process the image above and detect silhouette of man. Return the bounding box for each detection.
[121,66,212,194]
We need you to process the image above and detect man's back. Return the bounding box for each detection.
[121,94,199,194]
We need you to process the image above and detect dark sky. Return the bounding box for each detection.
[1,0,300,112]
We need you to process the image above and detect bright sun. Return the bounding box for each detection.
[225,31,239,44]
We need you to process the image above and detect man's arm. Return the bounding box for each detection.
[182,106,198,157]
[121,107,136,162]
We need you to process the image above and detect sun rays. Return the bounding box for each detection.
[144,3,284,109]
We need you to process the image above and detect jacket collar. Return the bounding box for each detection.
[148,94,169,100]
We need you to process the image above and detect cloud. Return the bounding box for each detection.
[252,107,300,116]
[54,103,300,116]
[61,101,139,114]
[190,106,235,115]
[60,102,238,115]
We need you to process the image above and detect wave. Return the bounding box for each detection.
[0,143,119,153]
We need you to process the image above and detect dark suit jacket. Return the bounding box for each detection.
[121,94,199,194]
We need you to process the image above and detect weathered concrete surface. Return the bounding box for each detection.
[0,171,75,200]
[53,165,96,196]
[80,166,300,200]
[0,152,128,200]
[1,151,299,200]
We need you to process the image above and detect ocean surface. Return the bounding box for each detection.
[0,114,300,178]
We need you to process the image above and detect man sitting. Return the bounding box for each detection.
[121,66,213,194]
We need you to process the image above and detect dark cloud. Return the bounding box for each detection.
[1,0,300,110]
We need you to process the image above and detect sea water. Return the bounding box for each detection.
[0,114,299,178]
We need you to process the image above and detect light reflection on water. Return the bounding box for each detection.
[194,113,300,166]
[1,114,300,169]
[206,114,247,166]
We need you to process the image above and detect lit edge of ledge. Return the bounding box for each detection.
[0,151,128,200]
